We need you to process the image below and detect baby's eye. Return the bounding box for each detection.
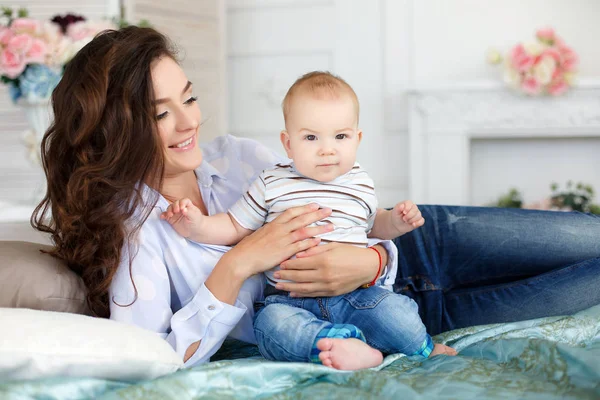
[336,133,348,139]
[306,134,317,141]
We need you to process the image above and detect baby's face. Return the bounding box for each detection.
[281,93,361,182]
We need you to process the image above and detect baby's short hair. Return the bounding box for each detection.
[282,71,359,124]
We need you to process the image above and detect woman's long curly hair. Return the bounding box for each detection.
[32,27,177,317]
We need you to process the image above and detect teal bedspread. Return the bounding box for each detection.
[2,305,599,399]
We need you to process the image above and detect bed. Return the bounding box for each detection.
[1,304,598,400]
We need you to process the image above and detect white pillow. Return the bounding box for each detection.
[0,308,183,382]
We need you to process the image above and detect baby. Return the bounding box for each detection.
[162,71,456,369]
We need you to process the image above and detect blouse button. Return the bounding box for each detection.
[207,304,216,311]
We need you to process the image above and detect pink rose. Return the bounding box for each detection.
[7,33,33,54]
[541,47,561,62]
[548,78,568,96]
[25,38,47,64]
[536,27,556,44]
[551,66,562,81]
[0,27,13,46]
[510,44,534,72]
[521,75,541,95]
[66,21,93,42]
[10,18,41,35]
[66,20,117,42]
[0,48,27,78]
[558,44,578,72]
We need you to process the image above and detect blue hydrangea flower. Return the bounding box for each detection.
[18,65,63,103]
[8,83,22,104]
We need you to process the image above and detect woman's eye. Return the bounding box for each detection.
[156,96,196,120]
[306,135,316,141]
[184,96,198,105]
[336,134,347,139]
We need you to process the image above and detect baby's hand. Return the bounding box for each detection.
[391,200,425,234]
[160,198,203,238]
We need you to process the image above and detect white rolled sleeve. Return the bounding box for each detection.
[167,284,247,366]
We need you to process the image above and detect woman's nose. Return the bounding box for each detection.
[175,108,199,132]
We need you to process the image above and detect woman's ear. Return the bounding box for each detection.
[280,130,293,158]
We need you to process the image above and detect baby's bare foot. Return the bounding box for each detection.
[430,343,457,357]
[316,338,383,370]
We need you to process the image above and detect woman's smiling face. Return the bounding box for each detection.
[151,56,203,177]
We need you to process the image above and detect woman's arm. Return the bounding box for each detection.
[274,240,395,297]
[111,203,334,365]
[206,203,334,302]
[192,203,333,359]
[110,223,248,366]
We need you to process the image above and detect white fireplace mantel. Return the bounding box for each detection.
[408,80,600,205]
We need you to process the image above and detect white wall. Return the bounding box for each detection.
[411,0,600,85]
[471,138,600,206]
[406,0,600,205]
[227,0,600,206]
[227,0,401,206]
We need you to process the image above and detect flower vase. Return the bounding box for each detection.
[20,98,53,204]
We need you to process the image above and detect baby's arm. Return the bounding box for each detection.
[368,201,425,240]
[160,198,253,245]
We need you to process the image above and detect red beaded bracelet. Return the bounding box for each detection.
[362,246,383,288]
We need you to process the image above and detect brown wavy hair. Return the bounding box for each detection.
[32,27,178,317]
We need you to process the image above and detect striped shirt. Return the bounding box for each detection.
[229,162,378,285]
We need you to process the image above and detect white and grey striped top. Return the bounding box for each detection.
[229,162,378,285]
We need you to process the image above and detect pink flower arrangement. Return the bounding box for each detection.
[488,28,578,96]
[0,8,117,102]
[0,18,48,79]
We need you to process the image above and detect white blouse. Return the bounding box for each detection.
[109,135,398,367]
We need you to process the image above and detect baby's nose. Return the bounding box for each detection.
[319,146,336,155]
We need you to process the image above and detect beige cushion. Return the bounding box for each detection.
[0,241,90,315]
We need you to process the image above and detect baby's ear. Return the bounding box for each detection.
[280,130,293,158]
[357,129,363,143]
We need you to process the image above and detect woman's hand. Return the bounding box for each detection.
[273,243,388,297]
[224,203,334,279]
[206,203,333,305]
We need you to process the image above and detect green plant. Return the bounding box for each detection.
[493,181,600,214]
[494,188,523,208]
[113,17,151,29]
[550,181,596,213]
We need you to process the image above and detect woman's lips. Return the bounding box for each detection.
[169,135,196,151]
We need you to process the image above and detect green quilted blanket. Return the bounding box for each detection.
[2,304,599,399]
